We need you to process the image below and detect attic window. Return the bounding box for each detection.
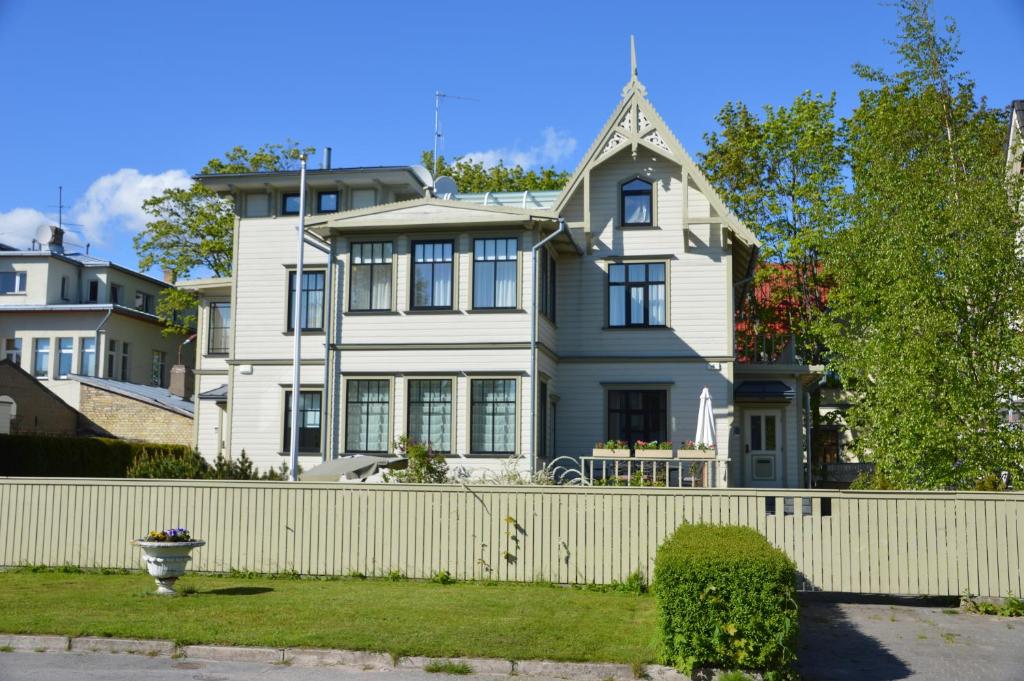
[621,178,652,227]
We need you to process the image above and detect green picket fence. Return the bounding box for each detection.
[0,478,1020,597]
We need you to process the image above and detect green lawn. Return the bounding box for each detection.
[0,571,658,664]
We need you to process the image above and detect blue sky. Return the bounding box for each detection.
[0,0,1020,272]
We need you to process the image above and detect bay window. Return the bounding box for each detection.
[407,379,452,453]
[411,241,453,310]
[470,378,516,455]
[472,238,517,309]
[350,242,393,311]
[345,379,389,453]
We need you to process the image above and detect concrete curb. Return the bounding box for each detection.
[0,634,691,680]
[0,634,70,652]
[71,637,175,656]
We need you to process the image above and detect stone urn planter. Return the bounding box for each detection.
[133,529,205,595]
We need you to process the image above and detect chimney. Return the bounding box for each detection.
[322,147,332,170]
[48,226,65,255]
[163,268,177,284]
[169,364,194,401]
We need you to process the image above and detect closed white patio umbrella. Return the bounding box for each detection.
[694,386,718,486]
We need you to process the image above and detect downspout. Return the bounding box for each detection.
[93,308,113,377]
[321,238,334,463]
[529,218,566,473]
[301,232,333,464]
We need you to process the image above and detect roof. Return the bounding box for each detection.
[0,303,164,325]
[71,374,194,417]
[198,384,227,401]
[453,190,562,210]
[195,165,432,193]
[177,276,232,294]
[734,380,796,402]
[0,248,172,289]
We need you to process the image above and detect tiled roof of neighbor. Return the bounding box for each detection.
[72,374,194,416]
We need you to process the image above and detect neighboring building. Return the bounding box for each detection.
[186,53,820,488]
[0,227,193,413]
[72,374,194,446]
[0,359,81,435]
[1008,99,1023,177]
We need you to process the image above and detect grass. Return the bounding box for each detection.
[424,660,473,674]
[0,571,657,664]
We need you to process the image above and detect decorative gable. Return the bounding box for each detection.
[555,36,758,252]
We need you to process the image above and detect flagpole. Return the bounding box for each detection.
[288,154,308,482]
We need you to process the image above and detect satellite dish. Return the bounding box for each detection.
[434,176,458,200]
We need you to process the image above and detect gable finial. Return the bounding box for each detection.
[630,35,637,79]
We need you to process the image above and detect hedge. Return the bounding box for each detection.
[653,523,798,678]
[0,433,193,477]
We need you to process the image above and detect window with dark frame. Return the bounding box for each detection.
[345,379,389,453]
[621,178,653,226]
[207,302,231,354]
[87,280,99,302]
[0,271,26,294]
[608,262,666,327]
[539,249,557,321]
[470,378,516,455]
[349,242,393,311]
[106,340,117,379]
[472,238,517,309]
[287,270,325,331]
[60,277,69,301]
[57,337,72,378]
[282,193,301,215]
[110,284,122,305]
[33,338,50,378]
[283,390,322,453]
[411,241,453,310]
[79,337,95,377]
[407,379,452,453]
[5,338,22,365]
[607,389,667,446]
[317,191,339,214]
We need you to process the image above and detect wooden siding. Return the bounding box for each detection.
[1,479,1019,598]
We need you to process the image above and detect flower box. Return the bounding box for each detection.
[591,448,630,458]
[634,448,674,459]
[676,448,713,460]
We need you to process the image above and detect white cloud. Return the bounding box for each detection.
[461,127,577,170]
[72,168,190,244]
[0,208,53,248]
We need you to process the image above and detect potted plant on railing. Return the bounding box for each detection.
[132,527,205,595]
[634,440,674,459]
[675,440,713,459]
[592,439,630,457]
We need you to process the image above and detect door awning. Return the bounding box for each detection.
[734,380,795,403]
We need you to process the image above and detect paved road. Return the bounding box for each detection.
[2,599,1022,681]
[797,596,1024,681]
[0,652,521,681]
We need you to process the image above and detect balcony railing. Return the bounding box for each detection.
[581,455,719,488]
[736,333,799,364]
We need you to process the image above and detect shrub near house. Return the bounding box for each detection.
[654,524,798,678]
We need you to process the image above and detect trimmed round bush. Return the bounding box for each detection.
[653,523,798,678]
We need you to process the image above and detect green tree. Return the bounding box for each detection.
[699,92,846,364]
[818,0,1024,488]
[134,140,314,334]
[421,151,570,193]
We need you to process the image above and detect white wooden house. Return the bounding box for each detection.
[186,52,819,487]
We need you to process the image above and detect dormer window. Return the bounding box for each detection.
[621,178,653,227]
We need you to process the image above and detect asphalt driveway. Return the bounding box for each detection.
[798,595,1023,681]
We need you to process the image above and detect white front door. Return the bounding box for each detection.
[745,410,783,487]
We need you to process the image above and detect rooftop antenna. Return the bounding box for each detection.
[432,91,478,182]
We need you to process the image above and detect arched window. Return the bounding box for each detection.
[621,178,653,226]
